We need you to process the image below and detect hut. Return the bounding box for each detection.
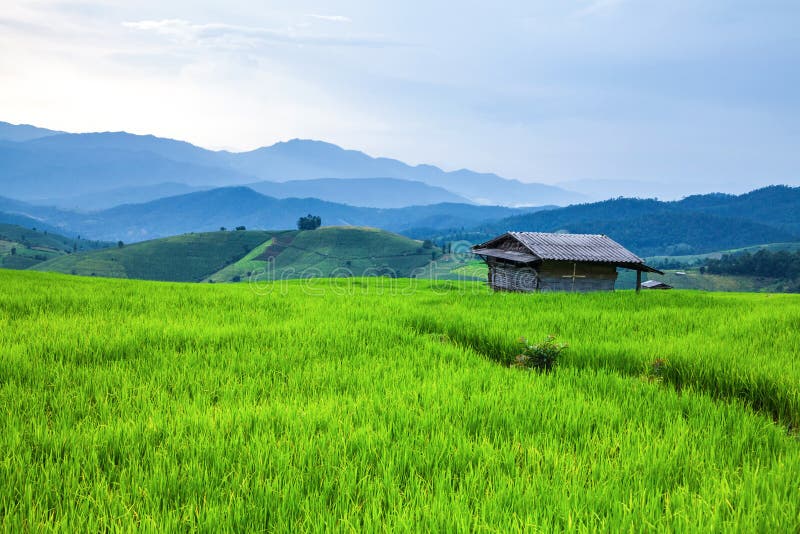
[641,280,673,290]
[472,232,663,293]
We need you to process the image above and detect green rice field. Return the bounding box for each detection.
[1,270,799,530]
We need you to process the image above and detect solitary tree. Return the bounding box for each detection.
[10,247,16,256]
[297,214,322,231]
[117,241,124,248]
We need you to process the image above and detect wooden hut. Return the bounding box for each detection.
[472,232,663,293]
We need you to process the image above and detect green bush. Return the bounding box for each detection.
[512,335,567,373]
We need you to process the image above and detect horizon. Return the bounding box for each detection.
[1,1,798,197]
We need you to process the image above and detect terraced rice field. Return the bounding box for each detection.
[1,270,799,530]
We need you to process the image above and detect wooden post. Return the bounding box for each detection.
[636,269,642,293]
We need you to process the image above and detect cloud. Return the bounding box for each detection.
[122,18,395,49]
[308,14,352,23]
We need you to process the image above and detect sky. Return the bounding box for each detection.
[1,0,798,197]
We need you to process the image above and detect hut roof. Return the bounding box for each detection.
[641,280,673,289]
[473,231,663,274]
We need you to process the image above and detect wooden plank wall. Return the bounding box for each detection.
[537,261,617,293]
[537,276,615,293]
[486,260,618,293]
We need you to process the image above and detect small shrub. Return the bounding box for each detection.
[647,358,668,382]
[512,335,567,373]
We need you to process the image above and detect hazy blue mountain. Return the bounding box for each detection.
[230,139,584,206]
[0,196,95,237]
[31,176,469,211]
[0,122,584,207]
[40,183,211,211]
[246,177,470,208]
[26,131,224,168]
[0,211,73,236]
[0,121,63,142]
[0,140,252,200]
[0,188,540,242]
[0,195,63,221]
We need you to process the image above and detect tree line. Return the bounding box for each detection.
[705,249,800,279]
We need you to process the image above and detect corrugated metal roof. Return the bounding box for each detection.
[472,248,539,263]
[473,232,644,263]
[642,280,673,289]
[508,232,644,263]
[471,232,664,274]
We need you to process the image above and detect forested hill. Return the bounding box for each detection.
[677,185,800,234]
[414,186,800,257]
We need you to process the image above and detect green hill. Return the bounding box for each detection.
[0,223,110,269]
[31,227,442,283]
[206,226,441,282]
[31,230,276,282]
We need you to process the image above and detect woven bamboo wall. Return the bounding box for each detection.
[488,262,538,292]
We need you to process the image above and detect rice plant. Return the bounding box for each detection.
[1,270,799,531]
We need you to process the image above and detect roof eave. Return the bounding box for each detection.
[634,263,664,275]
[471,232,515,250]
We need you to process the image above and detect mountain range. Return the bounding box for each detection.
[0,188,543,242]
[2,183,798,257]
[1,120,798,259]
[412,185,800,256]
[0,121,584,208]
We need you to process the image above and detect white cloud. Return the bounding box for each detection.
[122,18,394,49]
[308,14,352,23]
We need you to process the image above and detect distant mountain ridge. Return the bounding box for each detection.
[0,121,584,208]
[245,177,470,208]
[223,139,583,206]
[0,187,544,242]
[0,121,63,142]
